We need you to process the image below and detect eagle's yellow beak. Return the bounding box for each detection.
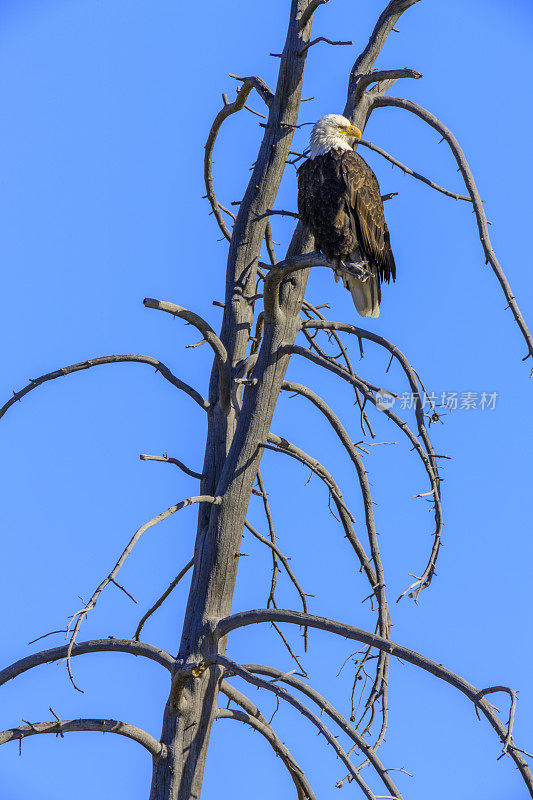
[347,125,362,140]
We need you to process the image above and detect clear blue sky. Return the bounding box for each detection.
[1,1,532,798]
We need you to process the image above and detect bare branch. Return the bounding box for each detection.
[475,686,518,756]
[27,630,67,645]
[244,664,403,800]
[262,252,366,322]
[0,638,174,688]
[0,354,209,420]
[298,0,331,31]
[66,496,221,691]
[356,67,421,96]
[244,520,309,624]
[143,298,231,407]
[298,37,353,56]
[255,208,300,222]
[217,609,533,792]
[227,74,274,106]
[265,434,354,525]
[216,657,378,800]
[357,138,471,202]
[134,558,194,641]
[345,0,421,119]
[215,708,315,800]
[139,454,203,480]
[0,718,166,759]
[284,343,436,460]
[301,321,443,599]
[300,302,375,436]
[217,203,237,222]
[371,95,533,367]
[220,680,265,720]
[280,381,388,608]
[204,77,273,241]
[280,381,390,731]
[254,469,308,667]
[271,622,309,677]
[110,578,137,604]
[265,433,377,588]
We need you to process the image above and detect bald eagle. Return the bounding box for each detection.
[297,114,395,318]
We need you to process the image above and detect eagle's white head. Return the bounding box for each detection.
[309,114,362,159]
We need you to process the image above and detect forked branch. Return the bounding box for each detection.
[345,0,421,119]
[244,664,403,800]
[143,298,231,406]
[355,67,421,98]
[217,609,533,794]
[217,656,379,800]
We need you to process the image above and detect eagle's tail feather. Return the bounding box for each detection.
[334,262,381,318]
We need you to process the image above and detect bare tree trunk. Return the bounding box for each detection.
[149,2,314,795]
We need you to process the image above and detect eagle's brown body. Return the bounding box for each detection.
[297,148,395,317]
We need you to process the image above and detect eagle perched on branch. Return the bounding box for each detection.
[297,114,396,318]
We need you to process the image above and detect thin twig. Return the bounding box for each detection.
[140,454,203,481]
[134,558,194,641]
[299,37,353,56]
[65,497,221,691]
[357,138,471,202]
[245,520,309,642]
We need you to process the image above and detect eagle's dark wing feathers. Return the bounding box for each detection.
[340,151,396,284]
[297,148,395,317]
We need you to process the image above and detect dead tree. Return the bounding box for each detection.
[1,1,532,799]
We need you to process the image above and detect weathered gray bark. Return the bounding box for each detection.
[148,1,315,796]
[149,2,422,798]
